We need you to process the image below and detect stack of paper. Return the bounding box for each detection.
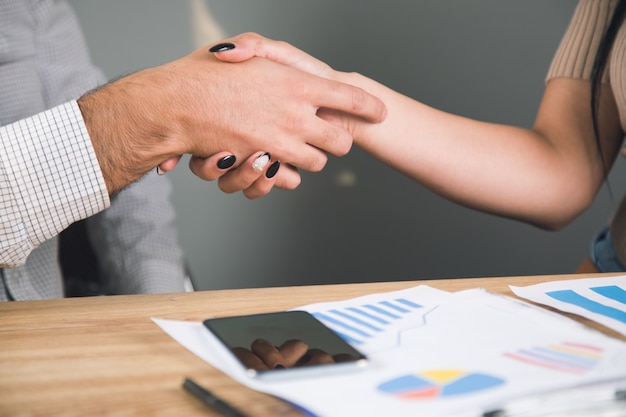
[155,281,626,417]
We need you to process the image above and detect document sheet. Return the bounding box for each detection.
[154,284,626,417]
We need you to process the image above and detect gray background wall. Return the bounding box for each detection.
[68,0,626,290]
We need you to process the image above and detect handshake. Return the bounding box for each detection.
[80,32,387,199]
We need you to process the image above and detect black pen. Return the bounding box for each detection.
[183,377,250,417]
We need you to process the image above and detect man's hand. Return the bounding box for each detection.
[204,33,381,198]
[78,44,386,195]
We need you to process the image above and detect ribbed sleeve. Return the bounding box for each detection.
[546,0,617,83]
[609,18,626,131]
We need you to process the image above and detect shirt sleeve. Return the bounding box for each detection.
[85,172,188,294]
[0,100,110,267]
[546,0,617,83]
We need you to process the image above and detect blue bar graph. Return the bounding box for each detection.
[311,298,423,346]
[591,285,626,304]
[546,289,626,324]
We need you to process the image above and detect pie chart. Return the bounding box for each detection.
[377,369,505,399]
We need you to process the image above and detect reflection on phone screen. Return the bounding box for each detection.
[203,311,368,379]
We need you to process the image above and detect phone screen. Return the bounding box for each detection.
[203,310,368,380]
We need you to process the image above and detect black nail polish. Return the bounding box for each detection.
[217,155,236,169]
[209,43,235,53]
[265,161,280,179]
[274,364,286,369]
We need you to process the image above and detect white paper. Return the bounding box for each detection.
[510,275,626,336]
[154,285,626,417]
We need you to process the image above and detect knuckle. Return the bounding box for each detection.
[283,114,306,134]
[217,177,238,193]
[276,168,301,190]
[349,86,368,113]
[217,182,236,194]
[239,32,260,41]
[335,133,353,156]
[274,39,291,50]
[287,176,301,190]
[243,189,260,200]
[306,153,327,172]
[323,125,352,157]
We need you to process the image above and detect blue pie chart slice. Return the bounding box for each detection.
[378,369,505,399]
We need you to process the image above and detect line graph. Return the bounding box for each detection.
[310,297,430,351]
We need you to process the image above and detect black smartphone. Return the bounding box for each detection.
[203,310,368,380]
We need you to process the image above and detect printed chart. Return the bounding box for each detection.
[309,296,431,351]
[546,286,626,324]
[155,285,626,417]
[377,369,505,399]
[510,276,626,336]
[503,342,603,374]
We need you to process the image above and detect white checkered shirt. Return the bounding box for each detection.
[0,0,187,300]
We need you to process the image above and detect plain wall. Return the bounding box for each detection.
[68,0,626,290]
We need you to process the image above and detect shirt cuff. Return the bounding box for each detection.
[0,101,110,266]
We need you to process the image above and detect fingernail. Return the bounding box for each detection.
[209,42,235,53]
[217,155,236,169]
[274,364,286,369]
[156,165,167,176]
[252,152,270,172]
[265,161,280,178]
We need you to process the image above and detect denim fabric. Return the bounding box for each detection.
[590,226,626,272]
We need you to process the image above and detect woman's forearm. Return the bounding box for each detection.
[340,73,600,230]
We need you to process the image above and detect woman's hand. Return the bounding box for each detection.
[205,33,382,198]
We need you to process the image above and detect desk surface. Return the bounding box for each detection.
[1,273,624,417]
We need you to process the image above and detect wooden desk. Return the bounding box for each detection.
[1,273,624,417]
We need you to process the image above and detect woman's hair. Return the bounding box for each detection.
[591,0,626,175]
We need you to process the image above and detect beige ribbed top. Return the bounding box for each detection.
[546,0,626,266]
[547,0,626,129]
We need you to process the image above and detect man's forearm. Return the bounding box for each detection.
[77,70,183,195]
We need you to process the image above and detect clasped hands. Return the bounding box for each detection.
[150,33,387,199]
